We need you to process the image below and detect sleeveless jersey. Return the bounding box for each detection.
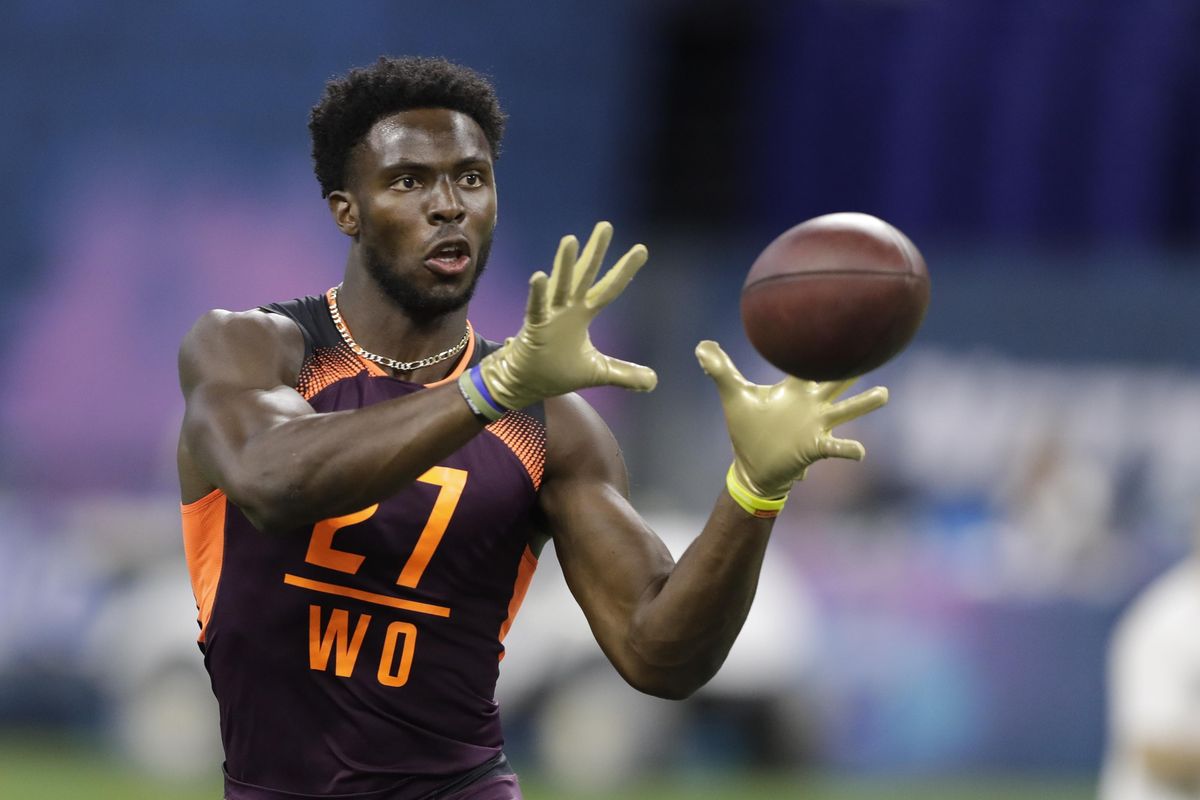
[181,291,546,799]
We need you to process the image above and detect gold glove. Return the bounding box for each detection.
[695,340,889,512]
[459,222,657,418]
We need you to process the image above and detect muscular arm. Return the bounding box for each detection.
[540,394,773,700]
[179,223,654,532]
[540,338,887,701]
[177,309,484,530]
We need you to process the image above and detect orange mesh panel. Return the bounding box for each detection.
[295,345,371,400]
[498,545,538,659]
[485,411,546,489]
[181,489,228,644]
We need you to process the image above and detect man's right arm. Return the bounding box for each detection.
[181,221,656,531]
[177,308,484,531]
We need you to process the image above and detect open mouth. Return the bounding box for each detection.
[424,240,471,275]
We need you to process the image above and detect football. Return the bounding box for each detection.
[740,212,930,381]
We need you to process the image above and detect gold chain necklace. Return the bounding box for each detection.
[327,285,469,373]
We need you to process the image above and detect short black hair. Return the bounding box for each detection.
[308,56,506,198]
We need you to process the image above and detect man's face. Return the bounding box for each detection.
[346,108,498,321]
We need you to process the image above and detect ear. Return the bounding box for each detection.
[327,191,359,237]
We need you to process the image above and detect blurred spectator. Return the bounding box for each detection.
[1100,525,1200,798]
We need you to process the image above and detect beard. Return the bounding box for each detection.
[363,236,491,324]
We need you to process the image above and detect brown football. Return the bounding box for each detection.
[740,212,930,381]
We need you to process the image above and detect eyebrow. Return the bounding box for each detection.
[381,156,492,173]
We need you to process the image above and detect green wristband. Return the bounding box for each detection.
[725,464,788,519]
[458,370,506,423]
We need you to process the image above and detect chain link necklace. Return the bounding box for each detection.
[327,285,470,373]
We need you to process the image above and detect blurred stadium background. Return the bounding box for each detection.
[3,0,1199,797]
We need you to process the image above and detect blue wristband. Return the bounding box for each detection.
[458,367,507,423]
[469,365,509,415]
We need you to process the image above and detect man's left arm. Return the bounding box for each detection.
[496,218,887,699]
[539,356,886,700]
[537,393,773,700]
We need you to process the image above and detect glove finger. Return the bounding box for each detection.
[525,271,550,325]
[574,221,614,301]
[814,378,857,401]
[818,435,866,461]
[586,243,648,309]
[602,356,658,392]
[825,385,889,427]
[550,235,579,308]
[695,340,756,402]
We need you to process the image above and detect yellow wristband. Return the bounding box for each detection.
[725,464,789,519]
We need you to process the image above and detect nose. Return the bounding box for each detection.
[426,176,466,224]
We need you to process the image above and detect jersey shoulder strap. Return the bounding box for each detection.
[259,293,342,362]
[259,293,363,399]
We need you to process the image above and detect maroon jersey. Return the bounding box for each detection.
[182,292,545,799]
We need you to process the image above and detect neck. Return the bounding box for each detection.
[335,268,470,381]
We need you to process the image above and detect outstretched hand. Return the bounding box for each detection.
[476,222,657,412]
[696,340,889,498]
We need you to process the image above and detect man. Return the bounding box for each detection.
[1101,528,1200,799]
[178,56,888,800]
